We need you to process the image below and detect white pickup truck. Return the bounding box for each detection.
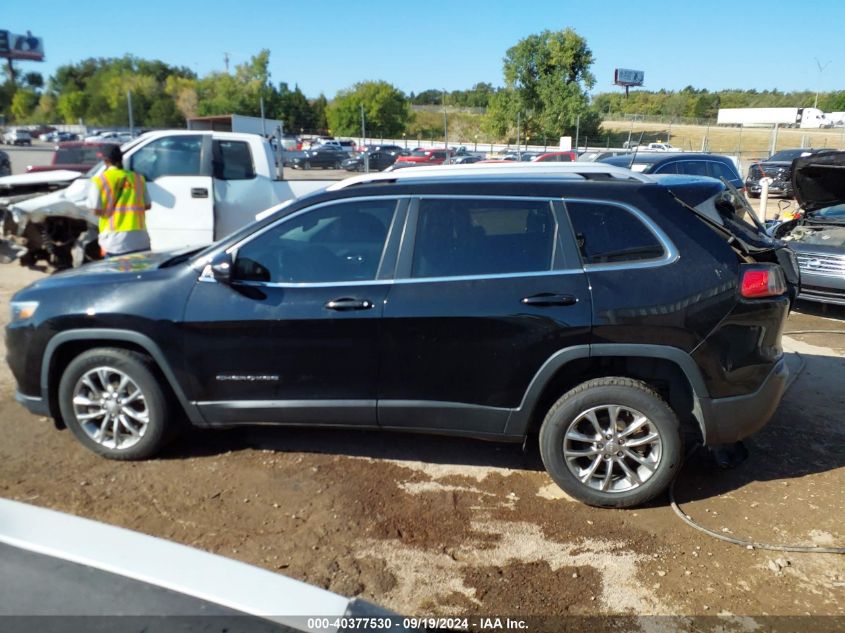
[0,130,331,267]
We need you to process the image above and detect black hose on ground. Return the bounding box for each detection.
[668,329,845,554]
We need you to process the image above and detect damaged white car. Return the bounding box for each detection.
[0,130,330,268]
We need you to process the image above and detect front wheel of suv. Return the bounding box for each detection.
[58,348,171,460]
[539,377,682,508]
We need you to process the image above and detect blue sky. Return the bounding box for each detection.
[5,0,845,98]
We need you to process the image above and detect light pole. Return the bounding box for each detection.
[814,58,832,108]
[442,90,448,149]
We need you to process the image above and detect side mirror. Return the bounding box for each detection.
[202,251,232,284]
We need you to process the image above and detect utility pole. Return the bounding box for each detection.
[516,111,521,159]
[361,104,369,172]
[442,90,448,148]
[223,52,230,73]
[814,58,832,108]
[260,95,266,136]
[575,115,581,151]
[127,90,134,136]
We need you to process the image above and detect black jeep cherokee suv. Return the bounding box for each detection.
[6,165,797,507]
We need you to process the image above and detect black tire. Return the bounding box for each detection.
[58,348,172,460]
[747,191,759,199]
[538,377,682,508]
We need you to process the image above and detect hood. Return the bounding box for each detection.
[25,250,192,291]
[0,169,82,189]
[27,164,90,174]
[793,151,845,212]
[8,177,94,224]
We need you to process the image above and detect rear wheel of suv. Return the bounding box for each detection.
[58,348,171,460]
[539,377,682,508]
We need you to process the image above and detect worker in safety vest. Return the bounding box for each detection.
[87,144,151,257]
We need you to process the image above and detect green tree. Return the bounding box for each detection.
[278,83,315,133]
[311,93,328,133]
[11,89,38,121]
[327,81,410,137]
[485,28,599,141]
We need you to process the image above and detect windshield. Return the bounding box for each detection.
[411,150,428,156]
[56,146,104,165]
[809,202,845,222]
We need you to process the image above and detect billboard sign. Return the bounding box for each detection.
[614,68,644,87]
[0,30,45,61]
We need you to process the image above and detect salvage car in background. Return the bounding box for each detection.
[291,145,349,169]
[341,150,397,172]
[601,152,743,188]
[392,148,449,168]
[26,141,119,174]
[2,129,32,146]
[745,148,834,198]
[774,150,845,305]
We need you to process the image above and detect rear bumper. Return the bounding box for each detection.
[699,357,788,444]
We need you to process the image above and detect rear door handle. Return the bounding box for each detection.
[521,293,578,307]
[191,187,209,198]
[325,297,374,311]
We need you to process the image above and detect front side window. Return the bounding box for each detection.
[233,200,396,283]
[129,135,203,181]
[411,198,556,278]
[566,201,665,265]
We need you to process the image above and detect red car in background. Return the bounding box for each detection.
[533,151,577,162]
[26,141,119,174]
[393,148,450,168]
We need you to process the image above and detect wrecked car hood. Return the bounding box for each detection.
[6,177,95,225]
[0,170,82,190]
[781,224,845,248]
[793,151,845,212]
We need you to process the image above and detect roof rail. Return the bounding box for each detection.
[326,161,654,191]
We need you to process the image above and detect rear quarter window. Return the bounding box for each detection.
[566,201,666,265]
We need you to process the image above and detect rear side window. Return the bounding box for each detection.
[411,198,556,278]
[675,161,708,177]
[707,160,738,182]
[566,201,665,265]
[652,161,678,175]
[213,140,255,180]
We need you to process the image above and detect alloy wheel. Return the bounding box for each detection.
[71,366,149,450]
[562,404,662,493]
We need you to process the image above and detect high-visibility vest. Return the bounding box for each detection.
[93,168,147,234]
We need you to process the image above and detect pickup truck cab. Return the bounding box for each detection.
[2,130,331,267]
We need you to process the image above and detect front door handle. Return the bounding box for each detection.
[191,187,209,198]
[521,293,578,307]
[325,297,374,311]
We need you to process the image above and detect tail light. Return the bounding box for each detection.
[740,264,787,298]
